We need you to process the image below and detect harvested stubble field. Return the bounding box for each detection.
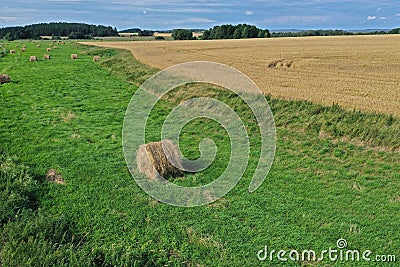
[1,39,399,267]
[84,35,400,117]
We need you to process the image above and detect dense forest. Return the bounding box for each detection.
[388,28,400,34]
[0,22,118,40]
[270,29,394,37]
[119,28,155,36]
[171,29,195,40]
[201,24,270,40]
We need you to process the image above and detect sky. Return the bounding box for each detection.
[1,0,400,30]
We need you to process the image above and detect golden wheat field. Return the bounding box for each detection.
[84,35,400,116]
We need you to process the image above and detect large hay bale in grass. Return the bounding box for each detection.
[10,50,15,54]
[71,54,78,59]
[46,48,51,52]
[44,54,50,60]
[37,44,41,47]
[20,48,26,52]
[53,46,58,49]
[136,140,183,180]
[93,55,100,62]
[29,56,38,62]
[46,169,66,185]
[0,74,11,84]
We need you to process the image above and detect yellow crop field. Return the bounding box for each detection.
[84,35,400,116]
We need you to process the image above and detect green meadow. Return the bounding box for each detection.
[0,40,399,266]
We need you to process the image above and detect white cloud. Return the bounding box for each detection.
[396,13,400,17]
[380,16,387,20]
[143,10,147,14]
[172,17,216,25]
[246,10,253,16]
[366,15,376,21]
[185,18,216,23]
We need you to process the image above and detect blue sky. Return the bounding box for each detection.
[1,0,400,30]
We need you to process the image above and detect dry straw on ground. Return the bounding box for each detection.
[83,35,400,116]
[46,169,66,185]
[29,56,38,62]
[0,74,11,84]
[136,140,183,180]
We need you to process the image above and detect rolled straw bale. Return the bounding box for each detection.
[0,74,12,84]
[136,140,183,180]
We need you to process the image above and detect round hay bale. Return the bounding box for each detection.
[44,54,51,60]
[53,46,58,49]
[37,44,41,47]
[136,140,183,180]
[20,48,26,52]
[9,50,15,54]
[0,74,12,84]
[93,55,100,62]
[71,54,78,59]
[46,48,51,52]
[29,56,38,62]
[46,169,66,185]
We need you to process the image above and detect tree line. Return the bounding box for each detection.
[171,25,400,40]
[0,22,119,40]
[201,24,270,40]
[269,29,399,38]
[119,28,155,36]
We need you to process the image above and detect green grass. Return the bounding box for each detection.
[0,40,399,266]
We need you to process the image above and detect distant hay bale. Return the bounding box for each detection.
[44,54,50,60]
[49,43,53,47]
[46,169,66,185]
[136,140,183,180]
[93,55,100,62]
[0,74,12,84]
[20,48,26,52]
[53,46,58,49]
[46,48,51,52]
[22,45,27,48]
[10,50,15,54]
[71,54,78,59]
[37,44,41,47]
[29,56,38,62]
[15,45,19,48]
